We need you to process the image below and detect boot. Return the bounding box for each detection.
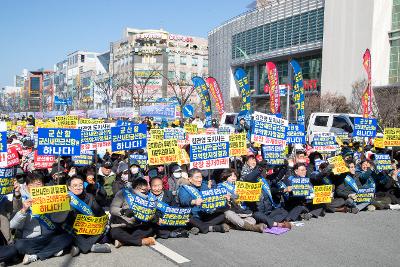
[243,221,265,233]
[334,206,348,213]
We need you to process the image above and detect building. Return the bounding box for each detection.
[109,28,208,109]
[22,70,53,112]
[208,0,395,113]
[0,86,23,113]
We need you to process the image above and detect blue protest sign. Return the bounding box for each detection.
[111,124,147,152]
[356,188,375,203]
[0,131,7,152]
[0,168,16,195]
[124,191,156,222]
[374,154,392,172]
[160,206,191,227]
[262,145,285,165]
[287,124,306,144]
[353,118,377,138]
[37,128,81,156]
[200,188,228,212]
[182,105,194,118]
[189,134,230,169]
[311,133,338,152]
[291,177,311,197]
[140,105,176,118]
[129,154,148,169]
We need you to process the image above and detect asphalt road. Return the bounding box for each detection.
[18,210,400,267]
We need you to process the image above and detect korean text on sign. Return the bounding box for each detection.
[30,185,71,215]
[251,111,288,146]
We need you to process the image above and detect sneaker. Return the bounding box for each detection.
[300,213,312,221]
[91,243,111,253]
[114,240,123,248]
[278,221,292,229]
[170,230,189,238]
[367,205,376,211]
[53,250,63,257]
[222,223,230,233]
[189,227,200,235]
[141,237,156,246]
[23,254,38,265]
[70,246,80,257]
[389,204,400,210]
[350,207,359,214]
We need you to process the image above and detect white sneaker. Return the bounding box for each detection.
[114,240,122,248]
[53,250,63,257]
[70,246,80,257]
[389,204,400,210]
[23,254,38,265]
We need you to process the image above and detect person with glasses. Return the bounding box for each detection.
[66,176,111,257]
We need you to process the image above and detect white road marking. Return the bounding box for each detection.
[150,241,191,264]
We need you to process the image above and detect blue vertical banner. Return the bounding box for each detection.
[234,68,252,113]
[289,60,305,126]
[192,77,213,128]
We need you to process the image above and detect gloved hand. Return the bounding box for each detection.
[120,208,135,218]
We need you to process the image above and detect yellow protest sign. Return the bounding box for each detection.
[149,129,164,140]
[178,149,190,166]
[312,185,333,204]
[35,120,58,131]
[6,121,12,131]
[327,155,349,174]
[374,138,385,149]
[229,133,247,157]
[235,181,262,202]
[384,128,400,147]
[147,139,179,165]
[73,214,108,235]
[55,115,78,129]
[30,185,70,215]
[79,118,105,124]
[184,124,198,135]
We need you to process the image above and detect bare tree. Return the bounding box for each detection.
[94,73,125,117]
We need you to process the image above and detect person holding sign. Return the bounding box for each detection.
[10,174,72,265]
[178,168,229,234]
[110,178,156,248]
[66,176,111,256]
[149,177,189,239]
[218,169,266,233]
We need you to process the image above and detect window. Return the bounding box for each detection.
[192,57,198,66]
[332,116,352,132]
[168,71,175,80]
[180,56,187,65]
[180,72,186,80]
[168,54,175,63]
[314,116,328,127]
[203,59,208,67]
[80,55,85,63]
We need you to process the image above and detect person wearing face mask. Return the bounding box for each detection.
[178,168,230,234]
[82,166,107,207]
[66,176,111,256]
[110,178,156,248]
[149,177,189,239]
[168,164,182,195]
[112,162,133,195]
[129,161,144,181]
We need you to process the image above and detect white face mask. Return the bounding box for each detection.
[173,172,182,178]
[121,174,129,181]
[131,167,139,174]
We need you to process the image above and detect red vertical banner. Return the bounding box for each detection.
[266,62,280,114]
[362,49,372,118]
[206,77,225,117]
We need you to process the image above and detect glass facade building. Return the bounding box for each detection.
[389,0,400,84]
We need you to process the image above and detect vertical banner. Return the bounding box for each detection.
[266,62,280,114]
[289,60,305,125]
[192,77,213,128]
[234,68,252,112]
[362,49,372,118]
[206,77,225,117]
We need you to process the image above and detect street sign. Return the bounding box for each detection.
[183,105,194,118]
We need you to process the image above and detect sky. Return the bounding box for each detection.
[0,0,251,88]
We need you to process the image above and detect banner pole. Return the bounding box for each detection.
[287,59,292,122]
[95,149,98,182]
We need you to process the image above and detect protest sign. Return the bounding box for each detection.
[37,128,81,156]
[200,188,227,211]
[327,155,349,174]
[30,185,70,215]
[159,207,191,227]
[189,134,230,170]
[0,167,15,195]
[374,154,392,171]
[149,129,165,140]
[311,133,338,152]
[164,128,185,140]
[291,177,311,197]
[73,214,108,235]
[34,151,56,169]
[235,181,262,202]
[55,115,78,129]
[356,188,375,203]
[184,124,198,135]
[5,146,20,167]
[140,105,177,119]
[218,126,233,135]
[251,111,288,146]
[78,123,113,151]
[124,192,156,222]
[374,138,385,149]
[287,124,306,144]
[229,133,247,157]
[79,118,104,124]
[312,185,333,204]
[129,154,148,169]
[147,139,179,165]
[72,151,94,166]
[384,128,400,147]
[111,124,147,152]
[353,118,377,138]
[262,145,285,165]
